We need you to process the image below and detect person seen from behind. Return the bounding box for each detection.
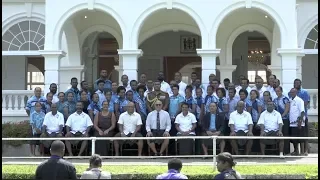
[214,152,242,179]
[80,154,111,179]
[156,158,188,179]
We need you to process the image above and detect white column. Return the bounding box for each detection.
[197,49,221,87]
[117,49,143,82]
[59,65,85,91]
[40,50,66,94]
[277,49,304,91]
[216,65,237,83]
[296,55,304,80]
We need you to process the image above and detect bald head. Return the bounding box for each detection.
[127,102,135,113]
[236,101,245,113]
[50,140,65,157]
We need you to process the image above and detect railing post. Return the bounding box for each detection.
[91,137,96,155]
[212,136,217,171]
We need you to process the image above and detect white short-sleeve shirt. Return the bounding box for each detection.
[289,96,305,127]
[65,112,93,134]
[160,81,171,94]
[257,110,283,132]
[178,81,187,97]
[228,110,253,133]
[174,112,197,135]
[118,112,143,135]
[43,111,65,134]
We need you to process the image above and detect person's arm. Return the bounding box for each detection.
[88,105,94,121]
[63,106,69,119]
[25,99,31,116]
[107,113,116,132]
[93,113,102,132]
[58,114,64,135]
[246,101,252,114]
[218,113,225,133]
[145,113,152,133]
[135,101,142,114]
[162,93,169,110]
[247,113,254,134]
[229,113,236,134]
[35,165,42,179]
[165,113,172,132]
[202,113,208,132]
[278,113,283,134]
[146,94,153,112]
[42,114,48,134]
[191,103,196,114]
[118,115,124,134]
[69,164,77,180]
[133,115,143,135]
[65,116,72,134]
[85,115,93,135]
[282,99,290,118]
[114,101,120,118]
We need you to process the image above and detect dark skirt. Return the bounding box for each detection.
[177,134,195,155]
[94,130,114,156]
[290,127,306,144]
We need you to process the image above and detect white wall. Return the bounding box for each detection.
[302,55,318,89]
[2,56,26,90]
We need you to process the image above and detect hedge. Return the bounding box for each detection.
[2,120,30,146]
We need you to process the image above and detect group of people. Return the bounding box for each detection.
[26,69,310,157]
[35,140,240,179]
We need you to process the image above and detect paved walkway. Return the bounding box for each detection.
[2,154,318,166]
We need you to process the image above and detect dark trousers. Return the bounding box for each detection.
[305,118,309,152]
[252,122,261,153]
[282,119,290,154]
[195,122,202,155]
[177,134,195,155]
[168,120,177,155]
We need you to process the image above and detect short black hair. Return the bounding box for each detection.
[97,79,105,85]
[211,79,220,84]
[50,140,65,153]
[294,79,302,83]
[89,154,102,167]
[276,86,283,92]
[223,78,230,83]
[241,78,250,84]
[126,90,133,95]
[49,83,57,88]
[191,72,197,76]
[130,80,138,85]
[137,85,146,92]
[117,86,126,94]
[217,88,226,97]
[168,158,183,171]
[217,152,236,167]
[239,89,248,97]
[80,81,86,87]
[185,85,193,92]
[91,92,98,99]
[181,102,189,108]
[70,77,78,82]
[58,92,65,96]
[172,84,179,90]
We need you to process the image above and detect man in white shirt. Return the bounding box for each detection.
[41,103,64,149]
[270,79,289,100]
[266,74,276,92]
[114,102,144,156]
[65,102,93,156]
[175,102,197,155]
[146,100,171,156]
[157,71,171,93]
[174,72,187,97]
[121,74,131,91]
[237,78,252,96]
[144,79,154,97]
[49,83,59,103]
[95,80,106,104]
[257,100,284,158]
[252,77,267,101]
[229,101,254,155]
[288,88,306,156]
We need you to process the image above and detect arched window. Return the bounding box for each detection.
[2,21,45,51]
[304,25,318,49]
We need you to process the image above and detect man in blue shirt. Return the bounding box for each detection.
[94,69,112,92]
[65,77,80,102]
[156,158,188,179]
[25,87,46,116]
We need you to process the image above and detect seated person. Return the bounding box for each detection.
[201,103,225,155]
[65,102,93,156]
[41,103,64,149]
[156,158,188,179]
[175,102,197,155]
[229,101,254,155]
[146,100,171,156]
[113,102,144,156]
[258,100,284,158]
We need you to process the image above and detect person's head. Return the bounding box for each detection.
[228,88,235,98]
[140,73,147,84]
[111,82,118,92]
[154,100,163,111]
[217,88,226,98]
[275,86,283,97]
[211,79,220,90]
[228,83,235,90]
[50,140,65,157]
[266,100,275,112]
[100,70,108,78]
[70,77,78,88]
[130,80,138,91]
[290,88,298,98]
[239,89,248,100]
[209,74,216,82]
[168,158,183,172]
[241,78,249,89]
[101,101,109,111]
[172,84,179,96]
[273,79,280,88]
[35,102,42,112]
[174,72,182,82]
[137,85,146,97]
[255,77,264,89]
[194,78,201,88]
[97,80,105,91]
[58,92,65,102]
[91,93,99,103]
[223,78,230,90]
[89,154,102,169]
[80,90,88,101]
[206,85,214,95]
[185,85,193,97]
[268,75,276,86]
[105,90,112,101]
[76,102,83,113]
[238,75,245,85]
[81,81,88,90]
[46,92,53,103]
[67,92,74,102]
[34,87,42,97]
[127,102,135,113]
[117,86,126,98]
[154,80,161,91]
[191,72,197,83]
[263,91,271,101]
[157,71,165,82]
[147,79,154,90]
[181,102,189,114]
[170,80,177,88]
[196,87,203,97]
[294,79,302,89]
[121,75,129,85]
[51,103,57,114]
[209,103,217,113]
[216,152,236,172]
[126,90,134,101]
[49,83,57,94]
[250,90,259,100]
[236,101,245,113]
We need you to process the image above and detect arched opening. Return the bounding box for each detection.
[137,9,202,82]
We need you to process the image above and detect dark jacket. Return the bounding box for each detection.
[35,157,77,180]
[202,112,225,132]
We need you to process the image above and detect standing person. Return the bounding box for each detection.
[30,102,46,156]
[65,77,80,102]
[44,92,53,113]
[95,80,106,105]
[156,158,188,179]
[192,78,205,98]
[130,80,139,100]
[204,85,218,113]
[139,73,147,86]
[35,140,77,180]
[120,74,131,91]
[114,86,129,119]
[105,90,115,113]
[184,85,196,114]
[168,84,185,125]
[174,72,187,97]
[144,79,154,97]
[252,77,266,101]
[80,154,111,179]
[146,80,169,112]
[157,71,171,94]
[266,75,277,92]
[214,152,241,179]
[79,91,90,114]
[88,93,101,121]
[49,83,59,103]
[94,69,112,92]
[135,85,148,136]
[223,78,231,99]
[63,92,77,122]
[26,87,46,116]
[111,82,119,102]
[56,92,65,114]
[80,81,91,102]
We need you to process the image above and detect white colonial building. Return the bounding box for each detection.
[2,0,318,122]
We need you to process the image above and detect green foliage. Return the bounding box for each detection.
[2,120,30,146]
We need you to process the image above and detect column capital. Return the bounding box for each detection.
[117,49,143,57]
[216,65,237,70]
[277,48,305,57]
[39,50,67,58]
[196,49,221,57]
[59,65,85,71]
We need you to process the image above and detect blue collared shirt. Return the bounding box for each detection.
[87,101,101,116]
[107,100,115,113]
[114,98,129,114]
[111,92,118,102]
[65,88,80,102]
[169,95,185,118]
[184,96,197,113]
[195,96,205,119]
[94,79,112,92]
[209,114,216,131]
[30,111,46,135]
[297,88,310,118]
[227,97,238,119]
[217,97,228,113]
[156,169,188,179]
[25,95,47,115]
[273,95,290,120]
[62,101,77,116]
[135,95,147,117]
[204,95,218,113]
[251,99,262,122]
[56,101,65,114]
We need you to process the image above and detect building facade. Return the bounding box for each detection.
[2,0,318,122]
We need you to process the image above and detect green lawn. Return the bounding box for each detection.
[2,164,318,177]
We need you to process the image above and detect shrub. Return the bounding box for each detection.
[2,120,30,146]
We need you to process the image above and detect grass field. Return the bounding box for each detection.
[2,164,318,177]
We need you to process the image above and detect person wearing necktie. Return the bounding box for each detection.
[146,100,171,156]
